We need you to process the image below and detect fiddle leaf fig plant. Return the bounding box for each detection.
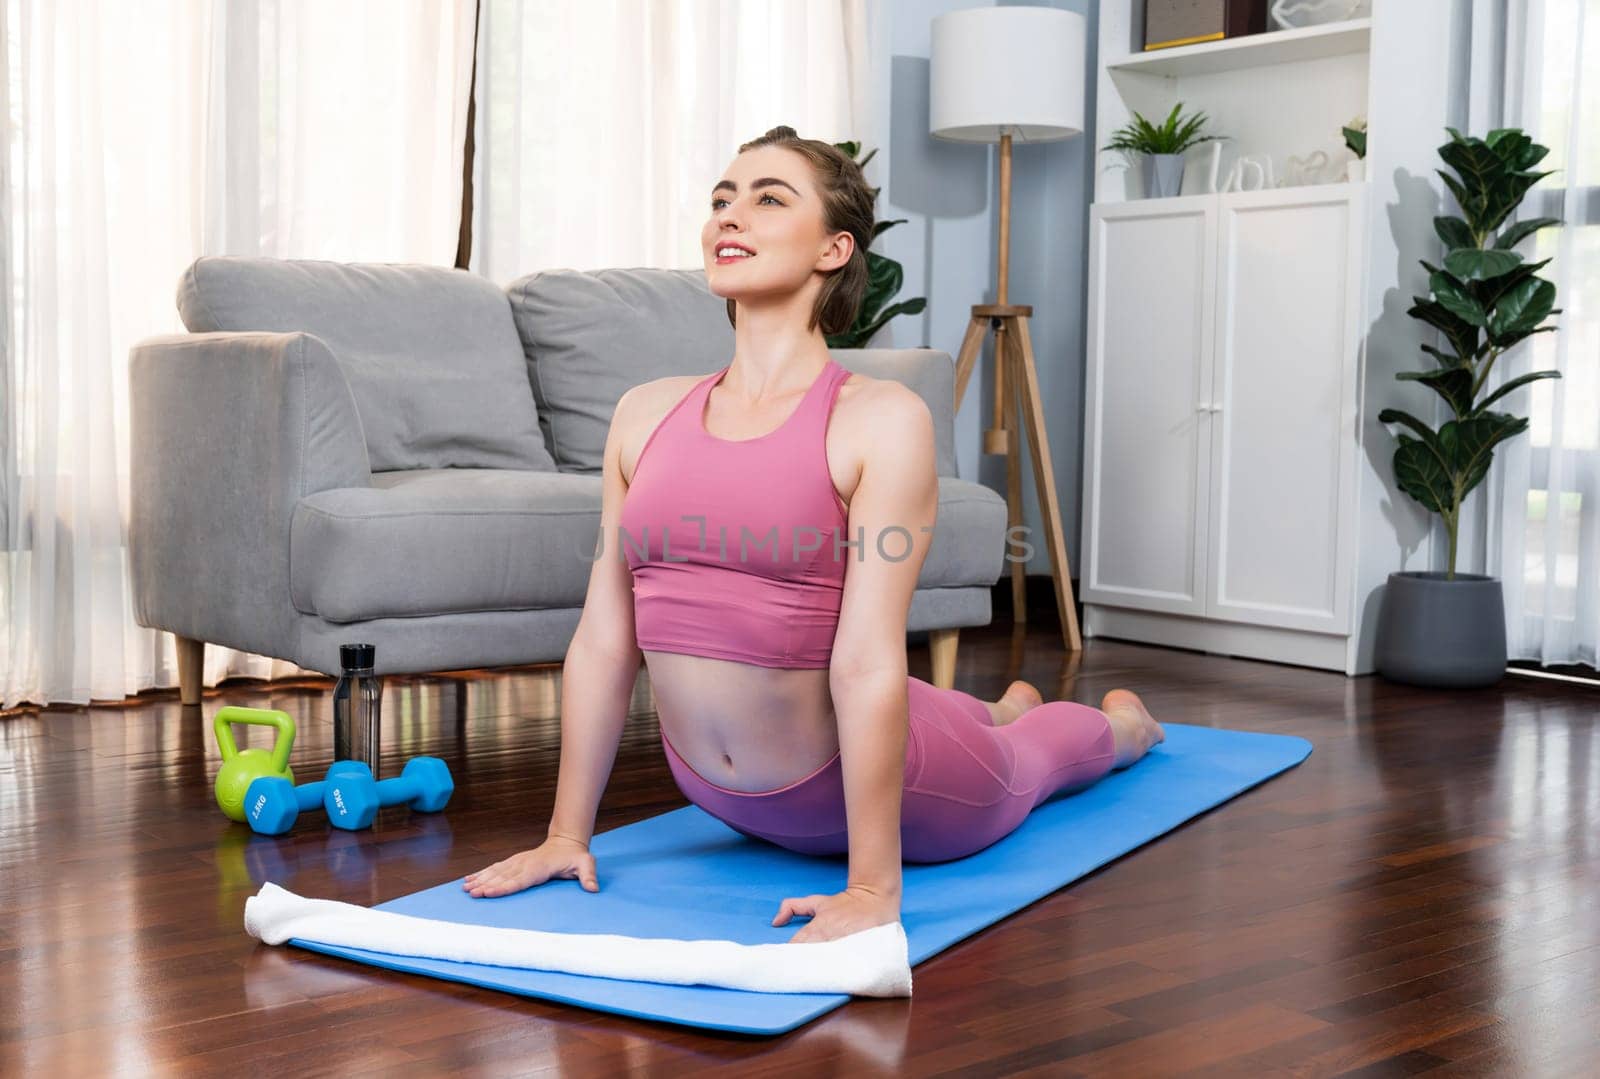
[1379,127,1563,579]
[828,139,927,349]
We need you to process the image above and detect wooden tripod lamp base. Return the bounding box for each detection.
[952,303,1083,653]
[926,0,1089,655]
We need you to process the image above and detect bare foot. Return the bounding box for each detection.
[987,679,1044,725]
[1101,689,1166,770]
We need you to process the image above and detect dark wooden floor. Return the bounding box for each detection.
[2,618,1598,1077]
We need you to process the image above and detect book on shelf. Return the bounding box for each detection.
[1143,0,1270,52]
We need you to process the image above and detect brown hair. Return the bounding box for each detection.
[723,125,876,336]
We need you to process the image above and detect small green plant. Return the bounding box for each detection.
[1101,103,1222,156]
[1379,127,1563,578]
[827,140,926,349]
[1342,115,1367,159]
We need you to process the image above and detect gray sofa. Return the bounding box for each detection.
[129,257,1008,704]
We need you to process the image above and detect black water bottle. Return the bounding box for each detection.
[333,643,382,778]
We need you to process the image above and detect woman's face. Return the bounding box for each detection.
[702,145,851,303]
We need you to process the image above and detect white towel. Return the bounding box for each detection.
[243,882,913,998]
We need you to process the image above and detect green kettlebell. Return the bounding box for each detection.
[214,707,297,822]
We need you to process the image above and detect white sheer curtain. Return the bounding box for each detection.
[470,0,872,283]
[1489,0,1600,668]
[1,0,475,708]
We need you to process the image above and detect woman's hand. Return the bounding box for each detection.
[462,836,599,898]
[771,883,901,944]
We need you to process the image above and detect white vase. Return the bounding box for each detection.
[1271,0,1365,30]
[1345,159,1365,182]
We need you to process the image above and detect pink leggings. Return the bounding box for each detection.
[660,675,1117,863]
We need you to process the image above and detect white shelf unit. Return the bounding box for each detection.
[1081,3,1402,675]
[1095,10,1369,204]
[1108,18,1371,78]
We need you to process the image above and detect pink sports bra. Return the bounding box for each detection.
[619,359,853,669]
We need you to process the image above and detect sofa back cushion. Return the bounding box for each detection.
[506,268,731,474]
[505,267,956,477]
[177,256,556,473]
[825,348,958,478]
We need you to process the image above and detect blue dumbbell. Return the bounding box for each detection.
[245,761,373,835]
[323,756,454,831]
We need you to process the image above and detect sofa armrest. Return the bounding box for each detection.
[832,348,958,477]
[129,331,372,653]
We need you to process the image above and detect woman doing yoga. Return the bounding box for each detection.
[464,126,1165,943]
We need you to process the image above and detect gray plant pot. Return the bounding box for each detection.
[1143,153,1185,198]
[1373,572,1507,689]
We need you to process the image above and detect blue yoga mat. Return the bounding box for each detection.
[291,722,1311,1035]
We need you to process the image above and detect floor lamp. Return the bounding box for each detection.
[930,6,1086,653]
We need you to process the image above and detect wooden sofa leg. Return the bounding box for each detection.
[928,628,958,690]
[176,634,204,706]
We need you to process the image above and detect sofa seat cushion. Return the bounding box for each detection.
[291,473,1007,625]
[179,256,557,474]
[291,469,600,623]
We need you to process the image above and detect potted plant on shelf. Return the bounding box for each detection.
[1102,103,1223,199]
[1374,127,1563,689]
[1342,115,1367,181]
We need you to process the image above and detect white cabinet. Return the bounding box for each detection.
[1082,185,1367,670]
[1082,194,1216,617]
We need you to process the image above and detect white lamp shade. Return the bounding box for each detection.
[929,6,1085,143]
